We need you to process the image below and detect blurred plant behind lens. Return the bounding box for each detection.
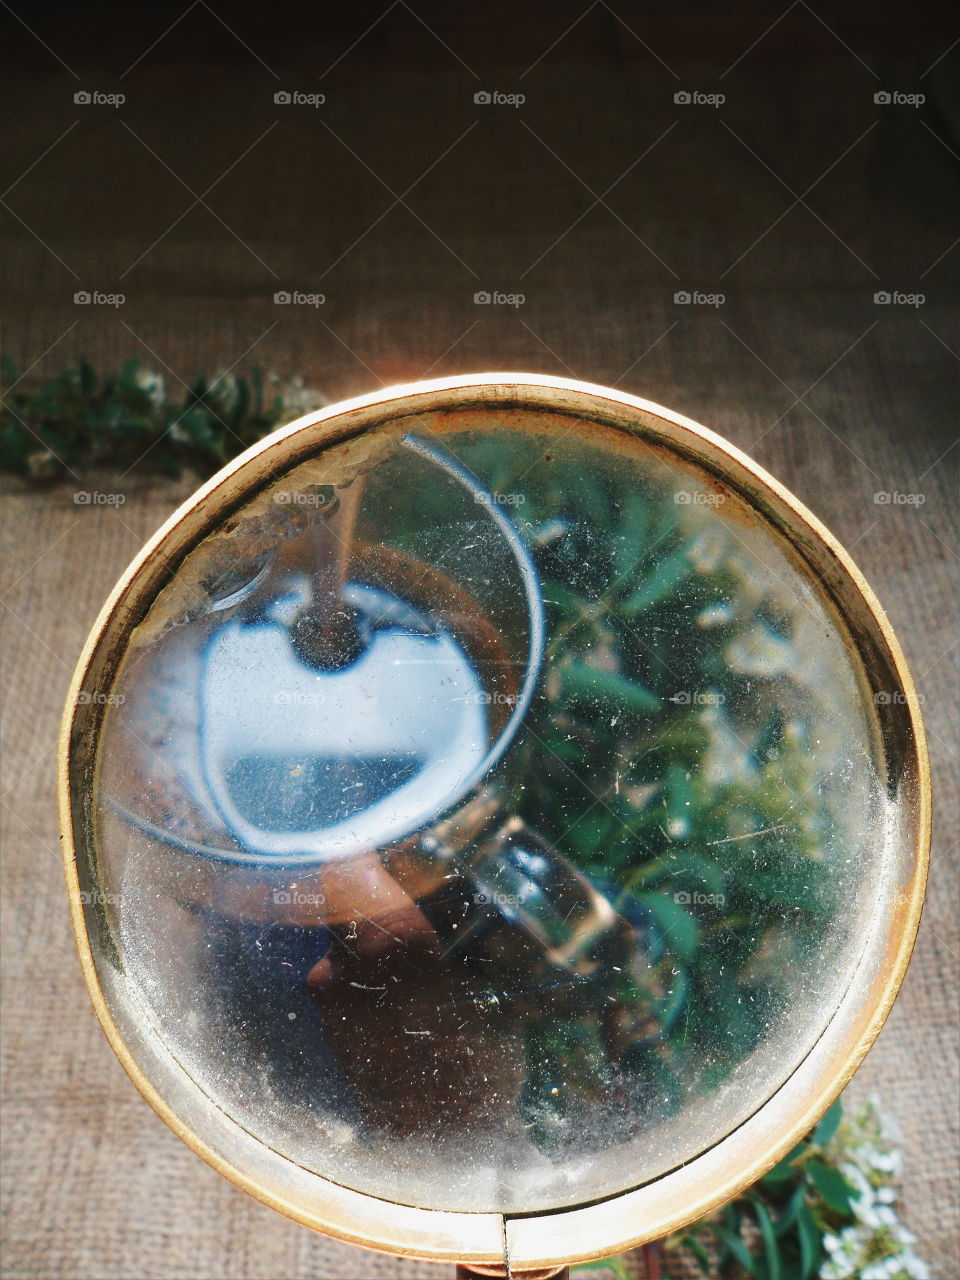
[444,430,855,1156]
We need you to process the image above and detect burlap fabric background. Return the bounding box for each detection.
[1,6,957,1277]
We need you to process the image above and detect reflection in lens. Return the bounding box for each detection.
[92,420,885,1213]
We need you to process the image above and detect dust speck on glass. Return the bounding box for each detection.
[93,415,884,1213]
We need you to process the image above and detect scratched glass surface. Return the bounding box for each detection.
[93,422,887,1212]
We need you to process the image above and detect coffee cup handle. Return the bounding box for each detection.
[454,815,633,979]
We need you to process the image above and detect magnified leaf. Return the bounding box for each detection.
[620,544,694,614]
[656,963,691,1033]
[637,890,700,960]
[558,660,661,717]
[611,490,652,580]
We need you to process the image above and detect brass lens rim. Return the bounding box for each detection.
[59,373,930,1270]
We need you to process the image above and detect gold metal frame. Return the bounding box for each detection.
[59,374,930,1271]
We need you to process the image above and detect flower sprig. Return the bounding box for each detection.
[572,1096,928,1280]
[819,1098,929,1280]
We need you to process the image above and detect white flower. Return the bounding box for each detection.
[725,623,795,677]
[816,1097,930,1280]
[862,1260,897,1279]
[134,368,165,406]
[272,373,329,419]
[842,1163,874,1203]
[872,1150,902,1175]
[209,371,241,414]
[904,1256,931,1279]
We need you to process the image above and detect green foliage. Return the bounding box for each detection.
[451,437,846,1137]
[572,1255,633,1279]
[656,1098,928,1280]
[7,366,924,1280]
[586,1104,845,1280]
[0,357,290,479]
[570,1100,857,1279]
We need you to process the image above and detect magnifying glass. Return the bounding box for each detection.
[60,374,928,1278]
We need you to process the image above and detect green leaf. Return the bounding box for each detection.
[715,1225,755,1275]
[656,962,690,1034]
[558,660,661,717]
[813,1100,843,1146]
[572,472,610,525]
[572,1255,631,1279]
[749,1197,781,1280]
[542,578,589,619]
[776,1184,807,1236]
[679,1234,713,1275]
[627,851,726,896]
[231,376,250,427]
[665,762,695,833]
[806,1160,854,1216]
[251,364,263,416]
[566,810,618,858]
[637,890,700,960]
[762,1141,807,1183]
[796,1202,821,1279]
[538,730,589,765]
[620,544,694,614]
[0,422,29,472]
[612,490,652,579]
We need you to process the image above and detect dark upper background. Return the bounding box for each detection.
[1,3,957,1279]
[2,0,958,410]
